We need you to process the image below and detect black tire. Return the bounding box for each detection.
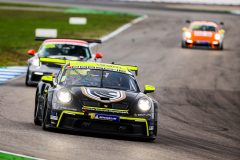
[34,92,41,125]
[42,95,49,130]
[181,40,185,48]
[219,43,223,50]
[25,65,30,86]
[153,105,158,136]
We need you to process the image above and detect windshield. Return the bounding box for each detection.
[59,69,139,92]
[190,25,217,32]
[38,43,91,58]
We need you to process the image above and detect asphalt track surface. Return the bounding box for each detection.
[0,1,240,160]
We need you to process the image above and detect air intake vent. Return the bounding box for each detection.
[112,104,128,110]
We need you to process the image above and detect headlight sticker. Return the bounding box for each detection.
[61,76,66,82]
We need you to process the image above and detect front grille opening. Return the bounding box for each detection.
[74,120,133,133]
[31,73,42,81]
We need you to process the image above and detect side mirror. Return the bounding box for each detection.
[41,76,53,85]
[182,27,187,32]
[220,29,225,34]
[95,53,102,59]
[144,85,155,94]
[28,49,35,56]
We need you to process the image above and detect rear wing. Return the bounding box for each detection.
[35,37,102,43]
[39,58,138,76]
[40,57,77,64]
[186,20,224,25]
[112,62,138,76]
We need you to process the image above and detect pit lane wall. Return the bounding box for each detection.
[122,0,240,5]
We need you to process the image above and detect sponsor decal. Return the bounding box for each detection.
[82,107,128,114]
[196,41,209,44]
[134,113,151,117]
[58,106,77,111]
[149,126,154,130]
[119,126,127,130]
[194,31,212,37]
[50,115,58,120]
[82,122,91,127]
[91,113,120,122]
[81,87,126,103]
[149,122,154,126]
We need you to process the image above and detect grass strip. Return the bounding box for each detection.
[65,8,141,17]
[0,2,66,9]
[0,152,36,160]
[0,7,138,66]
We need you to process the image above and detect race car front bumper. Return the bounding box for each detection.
[27,64,61,85]
[185,40,221,49]
[47,110,155,138]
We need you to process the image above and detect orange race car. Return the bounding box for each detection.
[182,20,225,50]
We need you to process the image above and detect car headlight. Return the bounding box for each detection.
[214,34,220,40]
[185,32,191,38]
[57,90,72,103]
[138,98,151,111]
[32,58,40,67]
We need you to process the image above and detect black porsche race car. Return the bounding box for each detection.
[34,59,158,140]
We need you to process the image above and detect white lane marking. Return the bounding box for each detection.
[0,72,22,75]
[89,14,148,48]
[0,150,45,160]
[5,66,28,69]
[231,10,240,15]
[0,75,15,78]
[0,69,26,72]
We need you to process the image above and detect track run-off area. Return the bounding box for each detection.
[0,0,239,160]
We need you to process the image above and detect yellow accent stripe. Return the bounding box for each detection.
[56,111,84,127]
[83,106,129,112]
[120,117,149,136]
[56,111,149,136]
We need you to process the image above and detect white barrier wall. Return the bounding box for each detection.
[121,0,240,5]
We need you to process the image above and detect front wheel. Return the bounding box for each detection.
[34,93,41,125]
[181,40,186,48]
[25,65,30,86]
[219,42,223,50]
[42,95,49,130]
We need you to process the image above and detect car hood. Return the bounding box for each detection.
[68,86,140,110]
